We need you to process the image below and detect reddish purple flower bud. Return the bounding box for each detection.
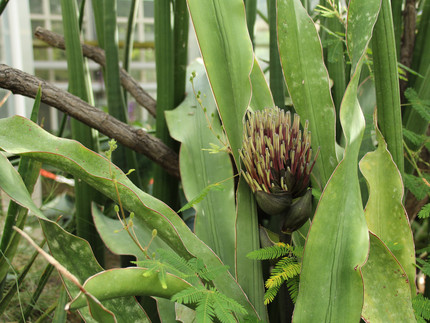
[240,107,318,217]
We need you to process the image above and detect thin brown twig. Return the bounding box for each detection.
[34,26,157,118]
[0,64,180,178]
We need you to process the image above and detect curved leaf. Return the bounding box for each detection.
[92,203,173,260]
[40,218,150,322]
[293,0,381,321]
[361,233,415,322]
[166,61,236,273]
[68,268,191,310]
[359,116,416,294]
[0,116,258,319]
[277,0,337,188]
[187,0,254,167]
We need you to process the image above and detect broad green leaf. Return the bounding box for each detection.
[92,203,173,261]
[0,153,46,220]
[61,0,104,263]
[277,0,337,188]
[293,0,380,321]
[236,179,267,321]
[40,220,150,322]
[249,58,275,111]
[68,268,191,310]
[166,61,236,273]
[0,116,258,319]
[187,0,254,168]
[372,0,404,175]
[359,119,416,294]
[361,233,415,322]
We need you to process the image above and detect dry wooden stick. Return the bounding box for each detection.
[34,26,157,118]
[0,64,179,178]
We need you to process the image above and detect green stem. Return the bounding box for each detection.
[245,0,257,46]
[372,0,404,176]
[153,0,179,207]
[267,0,285,109]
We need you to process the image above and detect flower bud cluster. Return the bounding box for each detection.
[240,107,318,199]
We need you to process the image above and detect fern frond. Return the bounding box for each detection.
[212,293,239,323]
[412,294,430,320]
[418,203,430,219]
[403,128,426,147]
[172,285,206,304]
[157,248,196,276]
[212,287,247,315]
[247,243,294,260]
[405,88,430,122]
[178,182,224,213]
[404,174,430,201]
[196,292,215,323]
[264,283,281,305]
[265,257,301,288]
[286,276,300,303]
[197,263,229,282]
[416,258,430,277]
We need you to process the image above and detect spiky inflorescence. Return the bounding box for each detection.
[240,107,318,199]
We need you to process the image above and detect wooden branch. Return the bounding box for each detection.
[34,26,157,118]
[0,64,179,178]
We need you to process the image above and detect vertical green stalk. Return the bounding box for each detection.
[403,0,430,148]
[124,0,139,74]
[153,0,179,207]
[267,0,285,109]
[391,0,403,56]
[103,0,142,188]
[321,0,346,142]
[244,0,257,45]
[61,0,104,264]
[372,0,404,176]
[173,0,189,106]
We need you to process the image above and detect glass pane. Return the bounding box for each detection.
[29,0,44,14]
[144,24,154,41]
[117,0,131,17]
[50,0,62,15]
[143,0,154,18]
[51,20,64,35]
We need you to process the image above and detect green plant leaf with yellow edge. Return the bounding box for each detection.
[361,233,415,322]
[359,113,416,295]
[292,0,381,321]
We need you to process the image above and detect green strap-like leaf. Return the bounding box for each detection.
[292,0,381,321]
[0,116,258,320]
[187,0,254,168]
[359,116,416,295]
[68,267,191,310]
[277,0,338,188]
[166,61,237,274]
[361,233,415,322]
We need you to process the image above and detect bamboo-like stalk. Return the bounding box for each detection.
[103,0,142,188]
[321,0,346,142]
[61,0,104,264]
[267,0,285,109]
[153,0,179,207]
[372,0,404,176]
[173,0,189,107]
[391,0,403,56]
[245,0,257,46]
